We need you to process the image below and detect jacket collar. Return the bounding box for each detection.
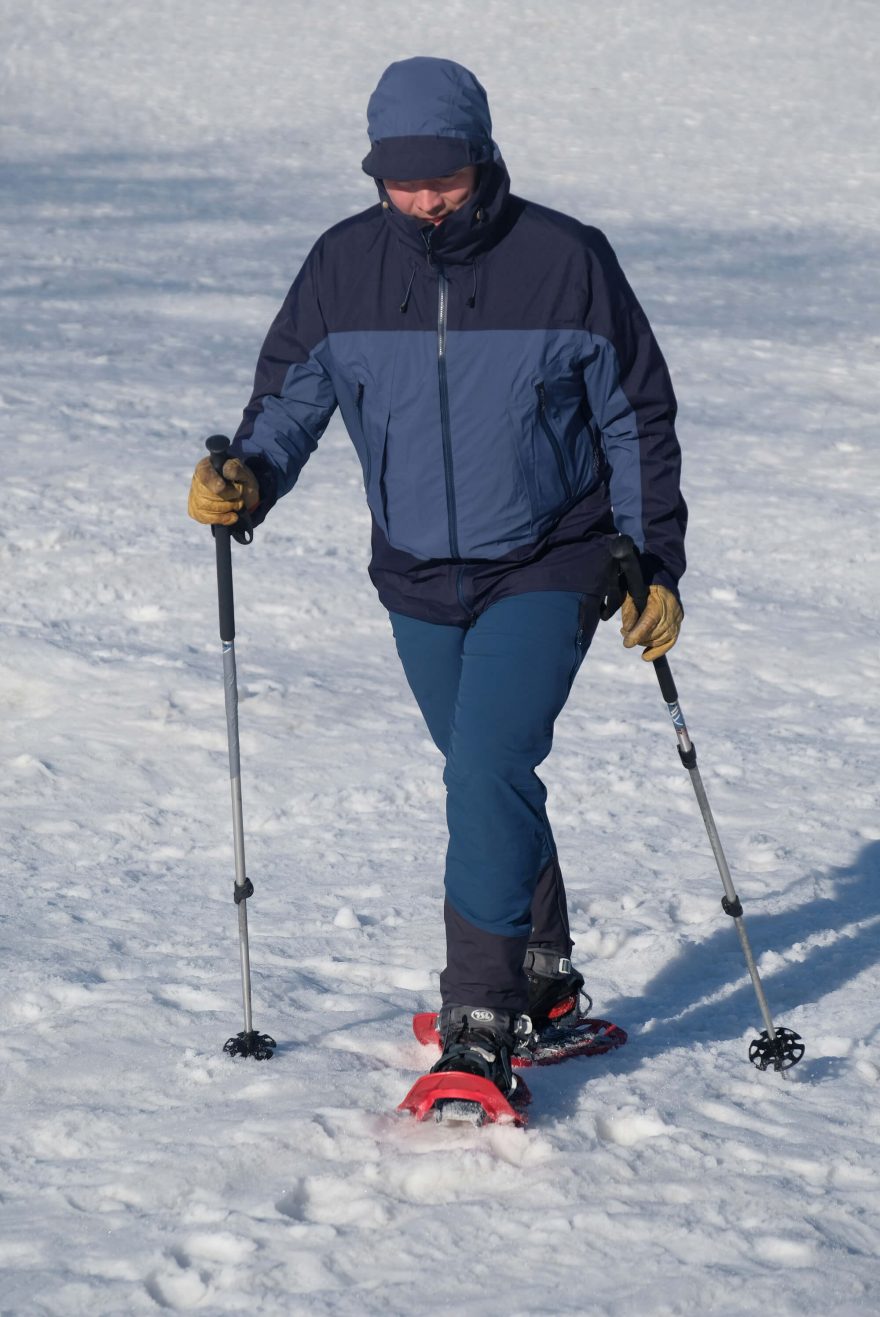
[377,159,513,265]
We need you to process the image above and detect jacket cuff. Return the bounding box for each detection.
[238,454,280,529]
[638,551,681,600]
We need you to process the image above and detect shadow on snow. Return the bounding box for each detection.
[533,840,880,1121]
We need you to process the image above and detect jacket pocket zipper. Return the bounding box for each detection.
[570,596,590,687]
[576,596,590,648]
[356,381,371,486]
[536,383,573,501]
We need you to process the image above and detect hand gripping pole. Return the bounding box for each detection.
[205,435,275,1060]
[610,535,804,1072]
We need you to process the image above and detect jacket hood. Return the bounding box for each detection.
[362,56,496,181]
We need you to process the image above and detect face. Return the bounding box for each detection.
[384,166,478,225]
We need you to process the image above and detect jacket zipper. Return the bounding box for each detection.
[356,381,371,485]
[536,383,573,501]
[437,266,460,557]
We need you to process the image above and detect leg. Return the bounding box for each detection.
[391,607,580,952]
[390,595,598,1011]
[441,592,598,1009]
[389,611,463,756]
[530,854,574,956]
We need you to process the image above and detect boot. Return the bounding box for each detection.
[431,1004,533,1101]
[524,947,592,1032]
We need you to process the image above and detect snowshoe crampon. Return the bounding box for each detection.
[412,1011,627,1066]
[398,1070,531,1127]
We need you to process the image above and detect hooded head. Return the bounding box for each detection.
[362,57,495,182]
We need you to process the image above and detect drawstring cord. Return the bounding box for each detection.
[399,265,416,314]
[398,257,478,313]
[466,260,477,309]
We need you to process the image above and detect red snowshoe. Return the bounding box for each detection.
[399,1006,532,1127]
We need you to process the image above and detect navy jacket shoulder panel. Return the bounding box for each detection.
[310,203,429,333]
[260,205,389,360]
[509,195,596,243]
[314,202,387,253]
[503,203,646,339]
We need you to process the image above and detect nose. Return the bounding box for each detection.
[416,189,445,213]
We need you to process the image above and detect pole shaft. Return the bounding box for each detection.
[685,761,778,1040]
[658,680,779,1041]
[217,546,254,1037]
[229,768,246,885]
[609,533,783,1047]
[237,900,254,1035]
[221,641,254,1033]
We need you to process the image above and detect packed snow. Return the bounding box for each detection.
[2,2,879,1313]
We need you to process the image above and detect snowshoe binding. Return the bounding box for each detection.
[412,950,627,1067]
[399,1005,532,1127]
[522,946,626,1062]
[525,947,590,1030]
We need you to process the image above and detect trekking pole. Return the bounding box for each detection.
[610,534,804,1072]
[205,433,275,1060]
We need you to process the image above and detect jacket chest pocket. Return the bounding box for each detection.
[356,381,371,485]
[352,380,391,531]
[536,382,574,502]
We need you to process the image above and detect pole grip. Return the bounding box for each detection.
[206,436,236,642]
[206,432,231,477]
[610,534,678,701]
[205,432,254,547]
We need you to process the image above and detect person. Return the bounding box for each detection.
[189,57,686,1113]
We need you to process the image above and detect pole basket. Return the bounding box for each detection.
[224,1030,276,1060]
[749,1027,805,1072]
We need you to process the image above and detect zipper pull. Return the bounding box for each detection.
[576,598,589,648]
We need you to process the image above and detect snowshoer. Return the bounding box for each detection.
[189,56,686,1121]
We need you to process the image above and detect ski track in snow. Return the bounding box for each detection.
[2,2,879,1313]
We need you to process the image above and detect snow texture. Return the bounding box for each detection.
[2,2,879,1313]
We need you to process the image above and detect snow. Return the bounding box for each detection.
[2,1,879,1312]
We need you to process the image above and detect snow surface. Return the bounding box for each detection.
[2,2,879,1313]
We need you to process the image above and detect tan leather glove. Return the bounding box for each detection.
[188,456,259,526]
[620,584,683,662]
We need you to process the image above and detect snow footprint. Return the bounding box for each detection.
[145,1235,255,1310]
[277,1175,389,1228]
[594,1107,674,1146]
[577,927,629,958]
[145,1254,212,1310]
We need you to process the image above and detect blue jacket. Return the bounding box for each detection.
[232,62,686,620]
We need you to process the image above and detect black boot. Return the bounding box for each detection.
[431,1005,532,1101]
[524,947,592,1032]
